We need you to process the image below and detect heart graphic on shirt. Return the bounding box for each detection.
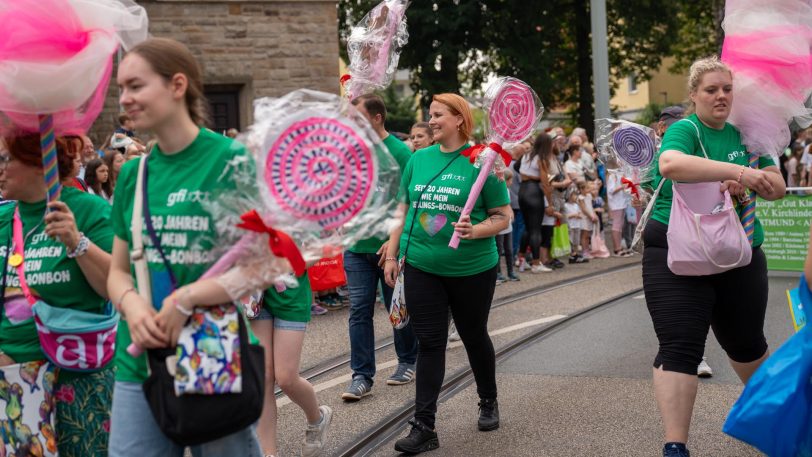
[419,213,447,237]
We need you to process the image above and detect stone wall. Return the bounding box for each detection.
[90,0,339,145]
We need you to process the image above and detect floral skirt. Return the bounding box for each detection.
[54,366,114,457]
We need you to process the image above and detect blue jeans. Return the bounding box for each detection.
[512,209,525,255]
[108,381,262,457]
[344,250,418,383]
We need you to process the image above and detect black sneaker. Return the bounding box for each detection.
[394,420,439,454]
[551,258,565,269]
[663,442,691,457]
[477,398,499,431]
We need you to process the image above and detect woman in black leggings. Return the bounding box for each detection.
[384,93,511,455]
[643,56,785,457]
[518,133,555,273]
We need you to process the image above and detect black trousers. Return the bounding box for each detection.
[519,180,545,260]
[642,220,769,375]
[404,263,498,429]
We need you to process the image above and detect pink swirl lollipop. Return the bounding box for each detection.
[449,77,542,249]
[488,79,539,143]
[265,117,375,230]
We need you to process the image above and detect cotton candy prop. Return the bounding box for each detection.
[595,118,660,183]
[721,0,812,158]
[0,0,148,203]
[448,77,543,249]
[343,0,409,100]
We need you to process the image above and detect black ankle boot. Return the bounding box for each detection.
[394,420,439,454]
[478,398,500,431]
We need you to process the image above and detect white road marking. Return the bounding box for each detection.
[634,294,645,299]
[276,314,567,407]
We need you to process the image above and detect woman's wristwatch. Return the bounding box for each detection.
[66,233,90,258]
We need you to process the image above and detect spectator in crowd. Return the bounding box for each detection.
[85,158,112,202]
[576,181,597,259]
[101,149,125,199]
[508,144,526,270]
[495,167,518,283]
[60,136,89,192]
[786,145,802,189]
[571,134,597,181]
[114,112,136,137]
[564,188,587,263]
[518,134,552,273]
[606,167,631,256]
[78,134,99,179]
[564,142,587,185]
[226,128,239,139]
[409,122,433,152]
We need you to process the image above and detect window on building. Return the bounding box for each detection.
[205,84,242,134]
[628,73,638,93]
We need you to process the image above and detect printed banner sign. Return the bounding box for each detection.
[758,194,812,271]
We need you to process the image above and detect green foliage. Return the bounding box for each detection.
[634,103,664,127]
[379,85,417,134]
[338,1,715,137]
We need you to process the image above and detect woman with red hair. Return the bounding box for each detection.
[384,93,511,454]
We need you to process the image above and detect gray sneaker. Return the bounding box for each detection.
[341,375,372,401]
[302,405,333,457]
[386,363,416,385]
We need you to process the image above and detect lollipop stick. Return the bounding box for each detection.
[449,147,498,249]
[39,114,61,204]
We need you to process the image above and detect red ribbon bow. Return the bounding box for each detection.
[621,177,640,200]
[460,143,512,166]
[339,74,352,86]
[236,210,306,277]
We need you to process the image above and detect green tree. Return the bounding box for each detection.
[379,86,418,134]
[669,0,725,74]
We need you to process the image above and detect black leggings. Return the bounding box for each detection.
[496,233,514,275]
[519,180,545,260]
[642,220,769,375]
[404,263,498,429]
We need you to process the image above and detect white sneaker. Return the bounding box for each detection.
[303,405,333,457]
[697,357,713,378]
[531,263,552,273]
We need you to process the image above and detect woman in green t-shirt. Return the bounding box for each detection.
[106,38,262,457]
[383,93,511,455]
[0,134,114,457]
[642,56,785,457]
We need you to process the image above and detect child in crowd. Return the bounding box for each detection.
[564,188,587,263]
[541,195,564,269]
[496,168,518,283]
[577,181,598,260]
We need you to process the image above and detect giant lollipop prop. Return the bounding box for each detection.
[611,125,656,168]
[449,77,542,249]
[343,0,409,100]
[0,0,148,203]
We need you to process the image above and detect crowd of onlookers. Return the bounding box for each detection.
[782,127,812,192]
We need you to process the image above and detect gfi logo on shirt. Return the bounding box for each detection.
[441,173,466,182]
[728,150,747,161]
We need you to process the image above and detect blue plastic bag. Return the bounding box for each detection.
[723,324,812,456]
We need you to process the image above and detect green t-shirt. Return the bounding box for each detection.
[111,128,251,383]
[398,144,510,276]
[0,188,113,363]
[652,114,776,247]
[262,272,312,323]
[349,134,413,254]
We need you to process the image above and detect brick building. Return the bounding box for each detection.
[91,0,340,144]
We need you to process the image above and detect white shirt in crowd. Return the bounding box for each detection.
[606,171,630,211]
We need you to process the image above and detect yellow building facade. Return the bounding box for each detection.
[610,57,688,120]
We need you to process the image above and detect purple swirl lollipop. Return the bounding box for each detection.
[612,125,655,168]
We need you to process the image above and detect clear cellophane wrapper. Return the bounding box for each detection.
[722,0,812,158]
[206,89,402,299]
[0,0,148,135]
[595,118,660,185]
[345,0,409,99]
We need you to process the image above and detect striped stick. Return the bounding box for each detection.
[39,114,61,203]
[740,154,758,245]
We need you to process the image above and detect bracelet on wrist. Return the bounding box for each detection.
[172,287,194,316]
[737,166,746,184]
[385,257,398,262]
[66,233,89,258]
[115,287,137,312]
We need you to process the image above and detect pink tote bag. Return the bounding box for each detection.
[666,181,752,276]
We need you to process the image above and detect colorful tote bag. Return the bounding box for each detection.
[0,360,59,457]
[388,258,409,329]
